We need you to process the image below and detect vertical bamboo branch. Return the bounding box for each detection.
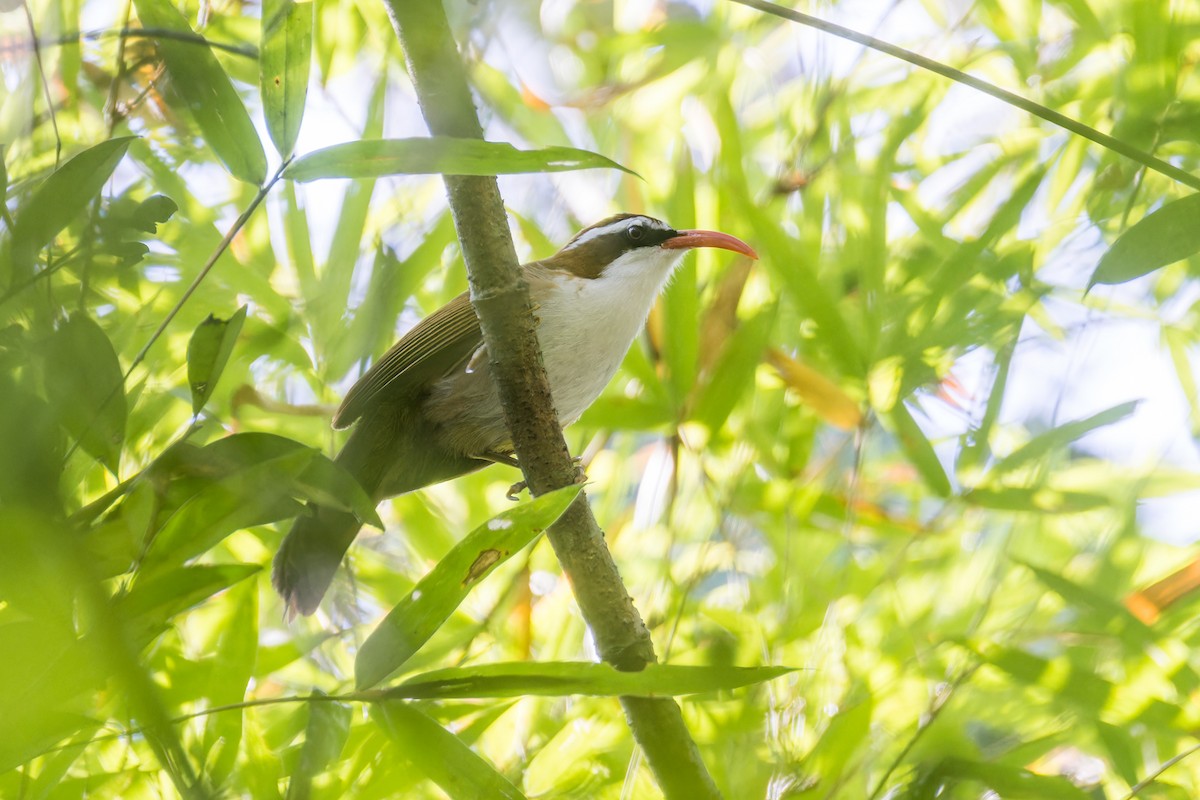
[383,2,721,797]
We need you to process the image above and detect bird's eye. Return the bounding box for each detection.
[626,223,646,242]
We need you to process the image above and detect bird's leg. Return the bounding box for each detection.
[477,450,520,469]
[473,451,529,499]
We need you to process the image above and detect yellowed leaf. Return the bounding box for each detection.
[767,348,862,431]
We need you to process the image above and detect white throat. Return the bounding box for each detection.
[536,246,688,425]
[425,245,689,455]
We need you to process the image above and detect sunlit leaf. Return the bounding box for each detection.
[990,400,1139,477]
[1090,193,1200,287]
[187,305,247,415]
[766,347,862,431]
[115,564,260,644]
[143,447,314,568]
[690,304,776,433]
[203,581,258,785]
[261,0,313,159]
[911,757,1092,799]
[965,486,1108,513]
[355,485,582,689]
[888,403,951,497]
[373,701,526,800]
[285,138,636,181]
[194,433,380,527]
[287,696,351,800]
[12,138,134,267]
[133,0,267,183]
[371,661,795,699]
[42,315,126,473]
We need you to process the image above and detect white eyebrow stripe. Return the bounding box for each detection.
[562,217,668,251]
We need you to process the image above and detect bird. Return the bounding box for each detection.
[272,213,758,617]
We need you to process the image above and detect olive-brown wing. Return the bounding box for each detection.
[332,292,483,429]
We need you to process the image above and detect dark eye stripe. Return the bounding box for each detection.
[628,225,676,249]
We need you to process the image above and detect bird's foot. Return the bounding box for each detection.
[507,458,586,501]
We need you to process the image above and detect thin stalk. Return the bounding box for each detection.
[730,0,1200,192]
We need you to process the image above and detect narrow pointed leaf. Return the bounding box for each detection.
[285,138,635,182]
[12,138,134,262]
[261,0,312,159]
[991,400,1139,476]
[133,0,267,184]
[43,315,126,473]
[373,661,795,699]
[144,448,315,568]
[186,305,247,414]
[355,485,582,689]
[888,403,951,497]
[919,758,1092,799]
[197,432,382,528]
[373,702,526,800]
[965,486,1108,513]
[1090,193,1200,287]
[287,695,351,800]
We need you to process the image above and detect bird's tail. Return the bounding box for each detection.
[272,504,363,619]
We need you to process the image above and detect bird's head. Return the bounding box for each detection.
[547,214,758,281]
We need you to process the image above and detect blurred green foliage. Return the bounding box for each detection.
[3,0,1200,797]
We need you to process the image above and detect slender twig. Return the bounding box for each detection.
[79,0,134,311]
[730,0,1200,193]
[1124,742,1200,799]
[22,0,61,167]
[126,163,287,376]
[0,245,79,307]
[865,661,982,800]
[2,26,258,59]
[36,692,357,760]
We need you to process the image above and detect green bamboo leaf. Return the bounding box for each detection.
[916,757,1092,799]
[372,661,795,699]
[144,448,315,568]
[964,486,1108,513]
[888,402,951,497]
[43,314,126,473]
[287,696,351,800]
[261,0,312,159]
[970,641,1114,712]
[12,138,134,264]
[373,702,526,800]
[577,396,673,430]
[116,564,261,628]
[310,75,385,364]
[689,304,776,433]
[355,485,582,690]
[1089,193,1200,287]
[195,432,383,528]
[116,565,260,675]
[203,581,258,785]
[132,0,267,184]
[178,431,379,532]
[990,400,1139,477]
[186,305,247,415]
[285,138,636,182]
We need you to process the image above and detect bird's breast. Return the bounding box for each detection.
[424,260,677,456]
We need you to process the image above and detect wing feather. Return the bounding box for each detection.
[332,293,482,429]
